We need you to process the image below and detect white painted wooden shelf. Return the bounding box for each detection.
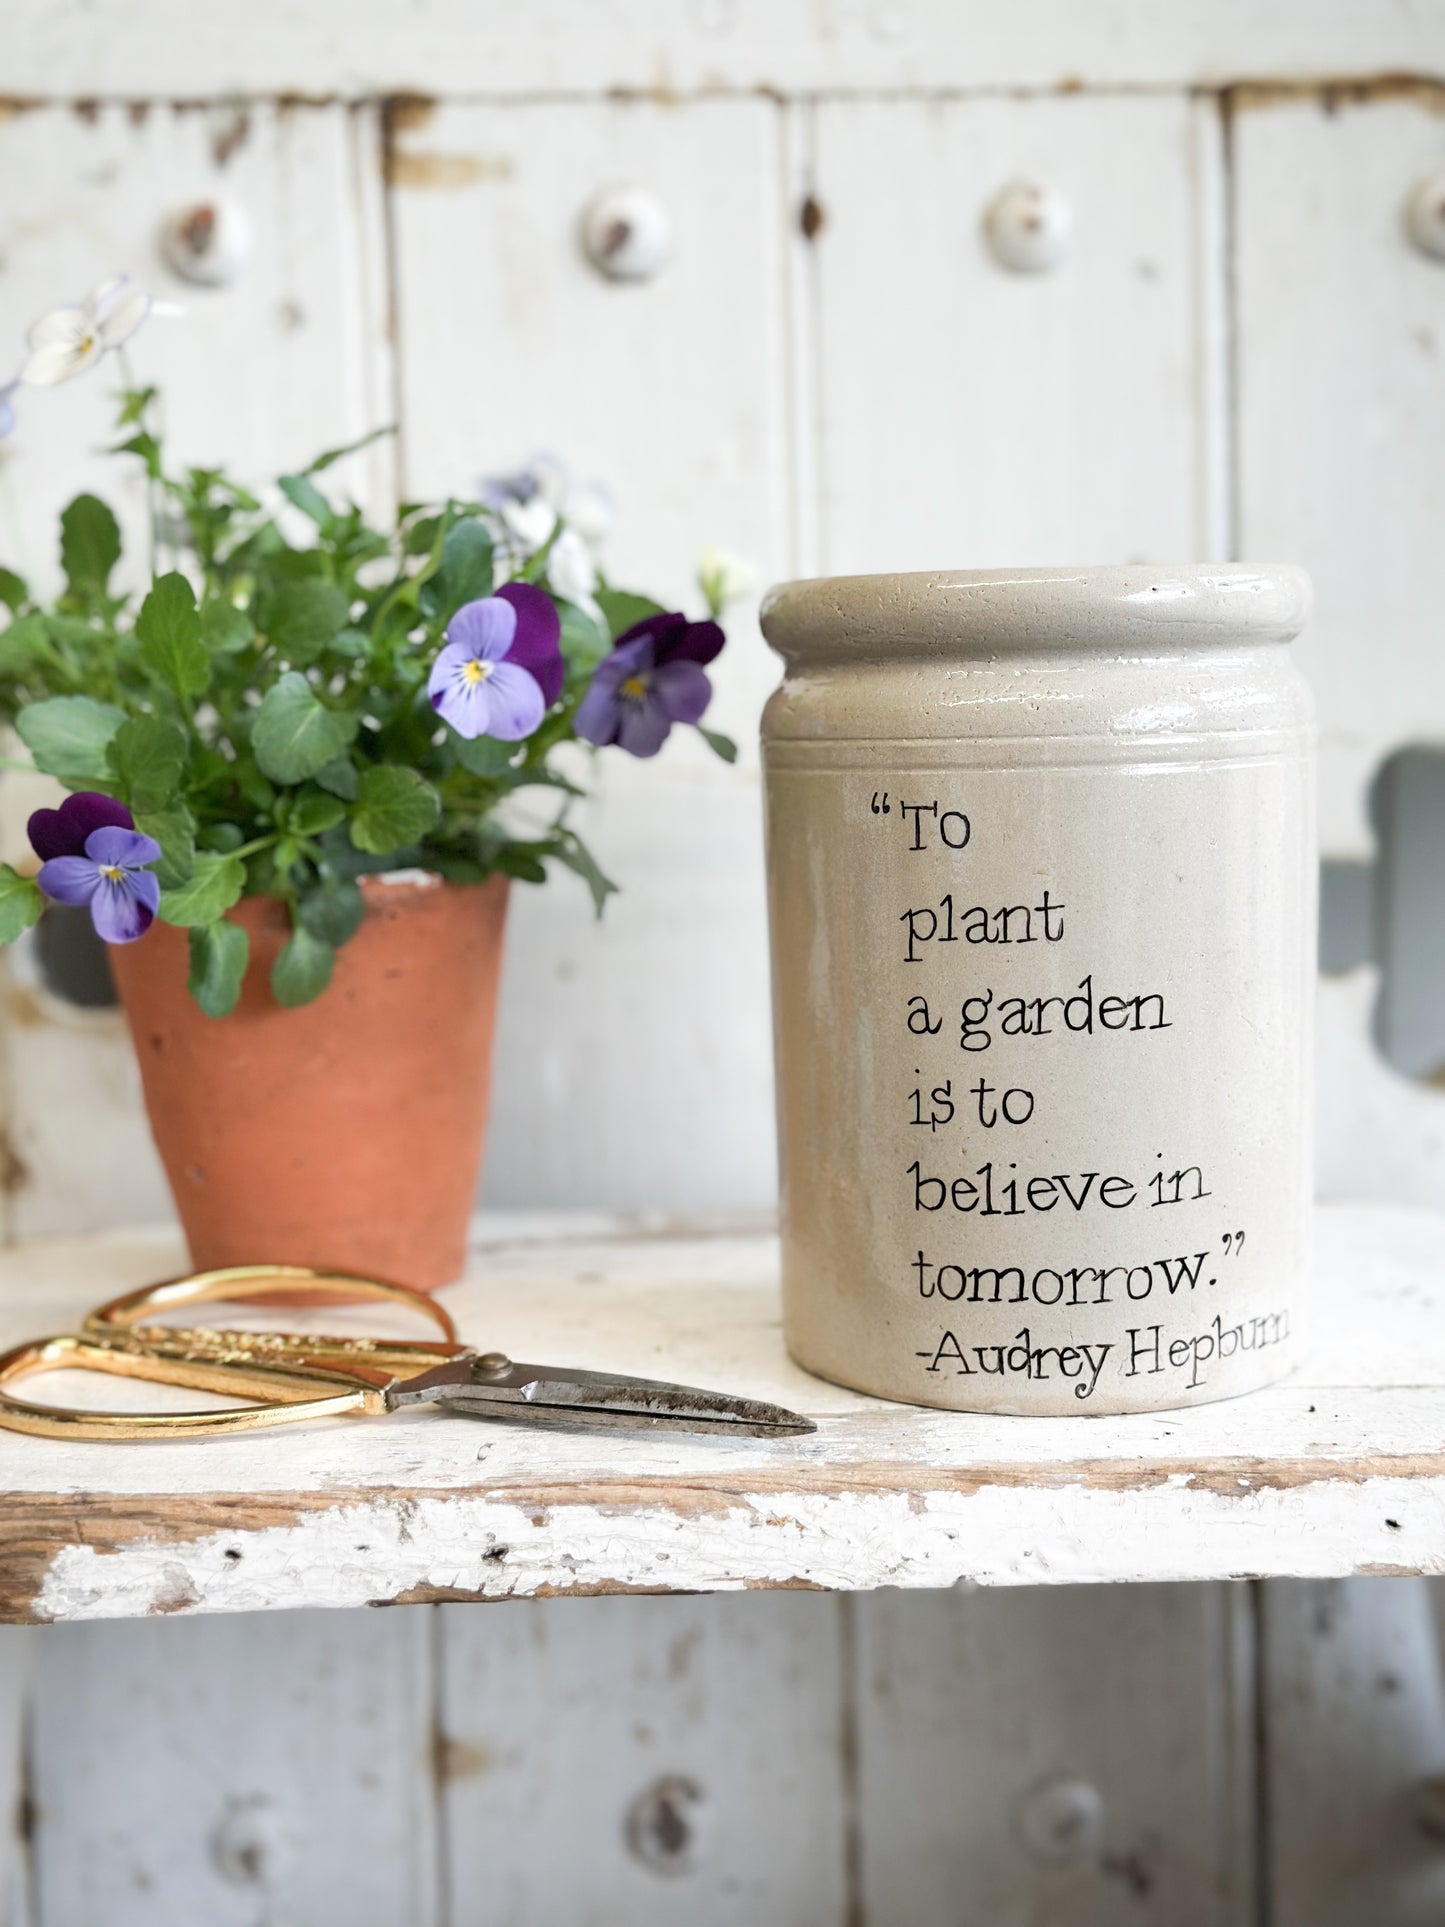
[0,1201,1442,1623]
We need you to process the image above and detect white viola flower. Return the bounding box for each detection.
[499,492,558,557]
[698,546,756,616]
[563,480,614,549]
[21,277,152,387]
[546,527,602,615]
[527,451,570,513]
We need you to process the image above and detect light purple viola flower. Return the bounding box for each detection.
[28,789,136,861]
[428,582,563,742]
[37,824,161,944]
[574,610,723,759]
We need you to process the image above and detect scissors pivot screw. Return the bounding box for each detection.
[472,1351,515,1381]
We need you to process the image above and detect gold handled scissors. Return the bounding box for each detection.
[0,1265,815,1442]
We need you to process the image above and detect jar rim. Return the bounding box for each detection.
[760,564,1313,661]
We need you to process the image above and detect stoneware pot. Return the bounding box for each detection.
[760,565,1316,1417]
[109,872,509,1291]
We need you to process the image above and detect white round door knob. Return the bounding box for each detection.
[1405,174,1445,262]
[1014,1775,1105,1865]
[161,200,252,287]
[581,186,672,282]
[983,180,1072,273]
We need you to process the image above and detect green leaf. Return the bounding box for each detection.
[17,695,126,783]
[197,821,244,854]
[277,473,333,528]
[158,851,246,928]
[271,925,335,1007]
[136,572,210,698]
[0,613,60,677]
[251,671,352,784]
[265,579,350,666]
[202,599,253,654]
[419,521,494,623]
[59,494,121,598]
[236,761,277,811]
[595,589,665,643]
[286,788,346,837]
[0,865,44,943]
[453,734,518,777]
[134,805,196,888]
[297,878,366,948]
[349,766,441,855]
[107,716,188,812]
[553,833,618,915]
[187,920,249,1018]
[313,754,359,801]
[557,599,609,677]
[304,424,395,474]
[493,846,548,884]
[0,568,28,612]
[698,726,738,764]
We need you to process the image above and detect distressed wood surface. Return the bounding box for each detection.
[806,91,1226,574]
[26,1609,438,1926]
[0,1202,1443,1623]
[851,1584,1254,1925]
[3,0,1442,99]
[1235,84,1445,862]
[1262,1577,1445,1926]
[438,1592,849,1924]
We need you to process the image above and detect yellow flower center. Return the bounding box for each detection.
[620,674,650,702]
[462,659,494,686]
[99,864,124,882]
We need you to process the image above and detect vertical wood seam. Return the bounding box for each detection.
[430,1605,452,1927]
[838,1592,865,1927]
[1250,1582,1276,1927]
[1219,87,1243,567]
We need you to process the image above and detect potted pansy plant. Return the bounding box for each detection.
[0,282,748,1287]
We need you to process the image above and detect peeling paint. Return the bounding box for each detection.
[9,1469,1445,1623]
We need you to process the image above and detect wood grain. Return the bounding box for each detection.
[2,1205,1445,1621]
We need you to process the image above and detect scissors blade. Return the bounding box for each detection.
[387,1355,815,1439]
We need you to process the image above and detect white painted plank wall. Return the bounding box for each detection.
[26,1611,439,1926]
[437,1594,850,1924]
[1262,1579,1445,1926]
[807,92,1225,573]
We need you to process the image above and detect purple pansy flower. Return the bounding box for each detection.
[428,582,563,742]
[28,791,160,945]
[575,611,724,759]
[27,789,136,861]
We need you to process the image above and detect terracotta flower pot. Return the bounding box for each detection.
[108,873,509,1292]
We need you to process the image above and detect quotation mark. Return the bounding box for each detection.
[871,792,891,815]
[1221,1231,1246,1256]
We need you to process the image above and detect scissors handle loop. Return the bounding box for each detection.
[0,1265,460,1441]
[87,1265,460,1342]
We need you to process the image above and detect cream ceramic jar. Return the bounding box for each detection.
[760,566,1316,1416]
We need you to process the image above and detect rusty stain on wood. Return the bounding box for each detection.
[0,1126,31,1198]
[209,105,250,166]
[388,150,514,190]
[1227,74,1445,114]
[431,1718,490,1784]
